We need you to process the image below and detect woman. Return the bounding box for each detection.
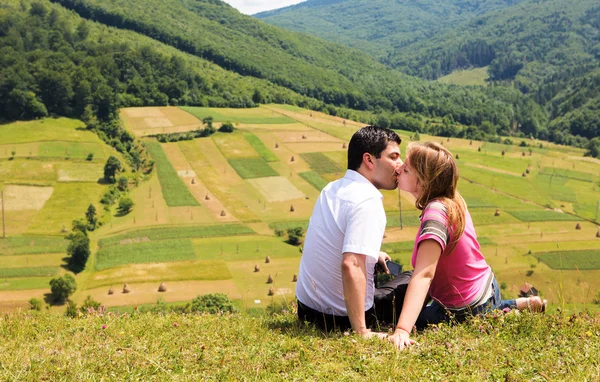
[388,142,546,350]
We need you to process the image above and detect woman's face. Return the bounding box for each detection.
[396,157,421,197]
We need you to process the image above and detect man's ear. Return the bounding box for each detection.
[362,153,374,170]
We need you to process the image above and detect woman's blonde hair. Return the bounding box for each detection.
[406,142,466,254]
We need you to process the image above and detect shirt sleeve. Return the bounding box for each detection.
[342,197,386,259]
[416,201,449,252]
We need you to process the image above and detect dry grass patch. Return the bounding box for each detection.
[56,162,103,182]
[285,142,347,153]
[237,123,312,131]
[121,107,202,137]
[273,130,341,144]
[0,160,56,183]
[0,143,40,159]
[0,210,39,236]
[3,185,54,211]
[0,118,89,144]
[212,131,260,159]
[465,162,523,177]
[1,253,65,268]
[247,177,305,202]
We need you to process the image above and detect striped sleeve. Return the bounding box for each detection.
[416,201,449,252]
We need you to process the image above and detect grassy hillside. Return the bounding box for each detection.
[0,308,599,380]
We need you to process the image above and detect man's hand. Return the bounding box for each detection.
[387,328,416,350]
[378,251,391,274]
[355,328,388,341]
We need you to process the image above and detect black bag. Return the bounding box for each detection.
[373,270,413,327]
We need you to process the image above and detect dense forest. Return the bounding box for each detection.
[0,0,597,156]
[259,0,599,152]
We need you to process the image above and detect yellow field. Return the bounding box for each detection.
[2,185,54,211]
[120,107,202,137]
[247,177,305,202]
[212,131,260,158]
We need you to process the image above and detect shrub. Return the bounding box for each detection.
[65,300,78,318]
[218,121,235,133]
[49,274,77,304]
[80,295,101,314]
[191,293,236,314]
[67,231,91,273]
[86,153,94,161]
[119,197,134,214]
[29,298,43,311]
[117,176,129,191]
[287,227,304,246]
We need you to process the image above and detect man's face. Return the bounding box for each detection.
[371,142,402,190]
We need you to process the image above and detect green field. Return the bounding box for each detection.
[38,142,106,161]
[179,106,296,124]
[507,210,582,222]
[243,132,278,162]
[299,171,328,191]
[534,250,600,270]
[96,239,196,270]
[98,224,256,247]
[193,236,302,261]
[0,236,68,255]
[228,158,278,179]
[437,67,489,86]
[0,118,90,144]
[0,267,59,278]
[300,152,342,174]
[145,141,200,207]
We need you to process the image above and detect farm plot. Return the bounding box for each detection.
[1,253,65,267]
[212,131,261,159]
[242,132,278,162]
[38,142,107,161]
[0,118,89,144]
[85,260,232,290]
[247,177,305,202]
[0,267,59,278]
[178,140,261,222]
[145,141,200,207]
[180,106,296,124]
[120,107,202,137]
[0,160,56,184]
[26,182,104,235]
[0,236,68,255]
[98,224,255,247]
[56,161,104,182]
[507,210,582,222]
[0,143,40,159]
[534,250,600,270]
[95,239,196,270]
[299,171,328,191]
[300,152,342,174]
[228,158,278,179]
[2,185,53,211]
[193,235,302,261]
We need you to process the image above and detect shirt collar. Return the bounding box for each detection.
[343,169,383,198]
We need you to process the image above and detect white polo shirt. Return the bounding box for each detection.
[296,170,386,316]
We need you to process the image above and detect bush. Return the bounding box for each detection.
[80,295,101,313]
[117,176,129,191]
[218,121,235,133]
[274,229,284,237]
[119,197,134,214]
[67,231,91,273]
[29,298,43,311]
[191,293,237,314]
[65,300,79,318]
[49,274,77,304]
[287,227,304,246]
[86,153,94,161]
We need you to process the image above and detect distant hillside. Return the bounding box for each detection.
[256,0,524,61]
[257,0,600,149]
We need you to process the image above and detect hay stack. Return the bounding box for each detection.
[275,142,279,148]
[122,284,131,294]
[158,282,167,292]
[220,210,226,216]
[268,287,274,296]
[265,256,271,263]
[470,140,473,145]
[292,274,298,282]
[522,172,527,177]
[522,152,526,156]
[596,230,600,238]
[501,150,505,156]
[290,155,295,162]
[254,264,260,272]
[108,287,114,295]
[575,223,581,230]
[191,178,196,184]
[205,194,210,200]
[267,274,273,284]
[342,142,347,149]
[455,154,459,159]
[494,209,501,217]
[526,168,530,174]
[302,135,307,139]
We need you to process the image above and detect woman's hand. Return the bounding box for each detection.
[378,251,391,274]
[388,328,415,350]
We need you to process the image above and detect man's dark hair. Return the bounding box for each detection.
[347,125,401,170]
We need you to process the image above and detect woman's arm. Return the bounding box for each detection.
[388,239,442,350]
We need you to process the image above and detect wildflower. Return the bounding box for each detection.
[173,322,179,327]
[502,307,511,313]
[102,325,107,329]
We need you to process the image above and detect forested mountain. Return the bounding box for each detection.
[1,0,549,139]
[256,0,524,62]
[258,0,600,149]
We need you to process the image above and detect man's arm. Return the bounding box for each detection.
[341,252,369,335]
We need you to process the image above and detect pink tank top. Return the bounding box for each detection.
[411,200,491,309]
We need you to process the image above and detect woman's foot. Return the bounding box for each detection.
[517,296,547,313]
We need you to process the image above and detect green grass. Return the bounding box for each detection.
[227,158,278,179]
[385,213,420,227]
[0,267,59,278]
[507,210,582,222]
[299,171,328,191]
[0,159,58,183]
[0,277,54,291]
[145,141,200,207]
[478,237,495,245]
[300,152,342,174]
[242,132,278,162]
[0,310,598,380]
[38,142,106,161]
[179,106,296,124]
[381,241,415,254]
[0,236,68,255]
[98,224,255,247]
[534,250,600,270]
[193,236,302,261]
[0,118,90,144]
[539,167,599,183]
[95,239,196,270]
[437,67,489,86]
[268,220,309,231]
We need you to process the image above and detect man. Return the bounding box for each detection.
[296,125,411,340]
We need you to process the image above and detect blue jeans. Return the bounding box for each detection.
[414,278,517,330]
